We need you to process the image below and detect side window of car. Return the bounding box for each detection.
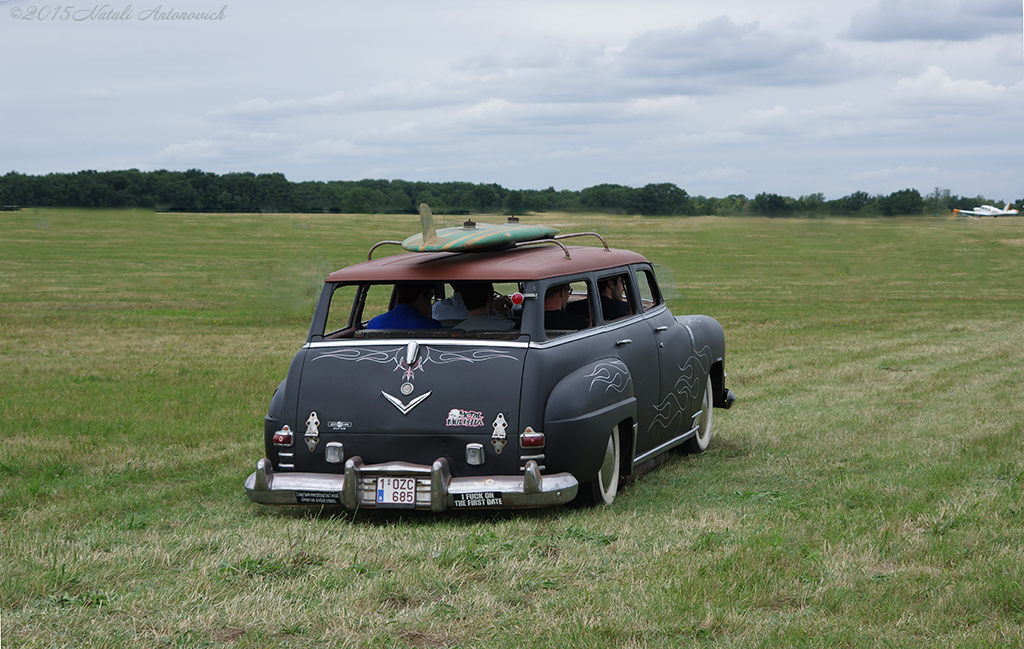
[361,284,398,325]
[636,269,663,312]
[596,272,632,322]
[324,284,359,336]
[545,278,594,335]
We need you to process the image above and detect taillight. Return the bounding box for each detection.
[520,427,545,448]
[273,425,293,447]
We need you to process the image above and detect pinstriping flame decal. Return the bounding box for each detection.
[312,346,519,382]
[585,360,632,394]
[647,343,712,435]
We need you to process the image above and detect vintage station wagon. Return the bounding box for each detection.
[244,214,735,510]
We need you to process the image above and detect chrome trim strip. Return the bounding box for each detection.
[632,425,699,465]
[307,338,529,350]
[527,304,670,349]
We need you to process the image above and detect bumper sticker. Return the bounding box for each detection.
[296,491,340,505]
[452,492,504,508]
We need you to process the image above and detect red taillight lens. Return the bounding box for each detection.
[511,292,524,306]
[520,427,545,448]
[273,425,293,447]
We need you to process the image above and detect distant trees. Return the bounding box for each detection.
[752,193,792,215]
[579,184,634,213]
[752,188,927,216]
[0,169,1004,218]
[637,183,696,216]
[827,191,872,214]
[577,183,695,215]
[877,188,923,216]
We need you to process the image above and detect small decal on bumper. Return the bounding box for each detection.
[452,492,505,508]
[295,491,340,505]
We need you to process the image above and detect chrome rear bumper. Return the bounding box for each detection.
[244,456,578,511]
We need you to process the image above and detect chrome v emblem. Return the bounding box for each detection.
[381,390,432,415]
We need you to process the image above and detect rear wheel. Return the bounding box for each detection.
[583,425,620,505]
[683,376,713,453]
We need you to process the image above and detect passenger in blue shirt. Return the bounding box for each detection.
[366,284,443,330]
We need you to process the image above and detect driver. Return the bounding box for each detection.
[454,283,515,331]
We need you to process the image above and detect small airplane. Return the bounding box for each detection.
[953,202,1019,218]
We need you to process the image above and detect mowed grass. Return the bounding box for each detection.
[2,208,1023,647]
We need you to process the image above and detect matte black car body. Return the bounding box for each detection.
[244,237,735,510]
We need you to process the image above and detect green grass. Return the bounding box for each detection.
[2,208,1024,647]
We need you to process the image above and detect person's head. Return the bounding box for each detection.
[394,284,434,315]
[600,276,624,298]
[460,282,494,312]
[544,283,570,310]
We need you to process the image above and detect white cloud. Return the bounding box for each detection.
[156,140,222,161]
[847,0,1020,41]
[893,65,1009,102]
[291,139,359,160]
[546,146,610,159]
[618,16,855,91]
[624,95,700,116]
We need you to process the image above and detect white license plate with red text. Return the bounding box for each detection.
[376,476,417,508]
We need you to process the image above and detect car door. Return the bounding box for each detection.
[592,270,662,457]
[634,266,695,447]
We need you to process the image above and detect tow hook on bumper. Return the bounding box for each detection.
[244,456,579,511]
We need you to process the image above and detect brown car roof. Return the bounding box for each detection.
[325,245,649,283]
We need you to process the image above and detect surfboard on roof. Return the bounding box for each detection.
[401,203,559,253]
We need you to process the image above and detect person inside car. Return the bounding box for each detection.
[598,275,630,321]
[454,283,515,331]
[543,283,588,330]
[366,284,443,329]
[432,282,471,321]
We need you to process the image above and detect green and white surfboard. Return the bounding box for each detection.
[401,204,559,253]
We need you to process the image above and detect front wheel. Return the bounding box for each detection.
[682,376,713,453]
[581,425,621,506]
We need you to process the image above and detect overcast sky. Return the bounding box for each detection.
[2,0,1022,200]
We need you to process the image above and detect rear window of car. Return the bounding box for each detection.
[321,277,618,341]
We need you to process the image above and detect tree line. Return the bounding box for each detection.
[0,169,1015,217]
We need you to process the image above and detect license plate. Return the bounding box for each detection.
[376,476,417,508]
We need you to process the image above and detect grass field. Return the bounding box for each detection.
[2,208,1023,648]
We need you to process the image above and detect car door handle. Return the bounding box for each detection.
[654,326,669,332]
[616,339,633,346]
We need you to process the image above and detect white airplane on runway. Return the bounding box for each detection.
[953,203,1019,218]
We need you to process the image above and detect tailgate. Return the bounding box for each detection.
[293,340,527,468]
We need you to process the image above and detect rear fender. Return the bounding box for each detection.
[263,379,288,460]
[544,358,637,482]
[676,315,732,407]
